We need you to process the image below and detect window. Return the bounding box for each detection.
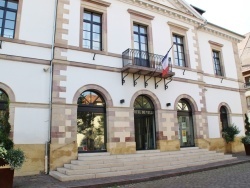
[0,0,18,38]
[173,34,186,67]
[133,24,149,67]
[133,24,148,52]
[247,96,250,108]
[220,106,229,130]
[213,50,223,76]
[83,11,102,50]
[0,89,8,118]
[77,90,106,152]
[134,95,156,150]
[177,99,195,147]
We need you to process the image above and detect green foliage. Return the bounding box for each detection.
[244,114,250,136]
[0,101,25,169]
[4,148,25,170]
[241,135,250,144]
[222,124,240,143]
[241,114,250,145]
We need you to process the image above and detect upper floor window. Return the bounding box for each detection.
[0,0,18,38]
[213,50,223,76]
[173,34,186,67]
[133,24,148,52]
[133,24,149,67]
[83,10,102,50]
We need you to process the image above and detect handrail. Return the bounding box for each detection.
[122,48,173,72]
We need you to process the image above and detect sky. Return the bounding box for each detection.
[185,0,250,35]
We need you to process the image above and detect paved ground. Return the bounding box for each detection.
[117,162,250,188]
[13,152,250,188]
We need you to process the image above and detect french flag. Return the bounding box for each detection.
[161,44,173,76]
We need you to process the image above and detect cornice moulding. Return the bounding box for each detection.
[83,0,111,7]
[128,9,155,20]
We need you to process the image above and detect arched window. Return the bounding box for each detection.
[220,106,229,130]
[177,99,194,147]
[0,89,8,118]
[77,90,106,152]
[134,95,156,150]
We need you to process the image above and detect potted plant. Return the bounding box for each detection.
[241,114,250,155]
[222,123,240,143]
[0,102,25,188]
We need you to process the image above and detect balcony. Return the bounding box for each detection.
[121,49,175,89]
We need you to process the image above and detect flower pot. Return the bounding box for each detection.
[0,168,14,188]
[0,158,7,167]
[244,144,250,155]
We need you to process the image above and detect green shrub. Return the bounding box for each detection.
[222,124,240,143]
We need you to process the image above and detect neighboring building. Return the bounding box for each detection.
[238,33,250,113]
[0,0,246,178]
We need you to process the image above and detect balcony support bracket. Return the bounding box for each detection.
[121,72,129,85]
[144,71,155,88]
[154,77,162,89]
[133,71,141,87]
[164,76,173,90]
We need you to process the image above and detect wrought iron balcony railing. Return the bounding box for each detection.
[122,48,172,72]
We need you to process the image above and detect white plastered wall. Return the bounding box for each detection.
[197,31,238,80]
[14,108,49,144]
[18,0,55,45]
[0,60,50,103]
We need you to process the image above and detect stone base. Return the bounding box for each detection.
[14,144,45,176]
[107,142,136,154]
[197,137,244,154]
[195,139,210,149]
[50,142,77,171]
[230,137,244,153]
[157,140,180,151]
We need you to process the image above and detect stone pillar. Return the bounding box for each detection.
[156,110,180,151]
[106,107,136,154]
[50,63,77,170]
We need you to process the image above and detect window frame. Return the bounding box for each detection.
[168,22,190,68]
[173,34,186,67]
[80,0,110,52]
[212,50,223,76]
[209,40,225,77]
[0,0,19,39]
[128,9,154,54]
[82,10,102,51]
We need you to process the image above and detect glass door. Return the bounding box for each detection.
[135,115,156,150]
[178,116,194,147]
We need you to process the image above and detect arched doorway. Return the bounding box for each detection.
[220,106,229,130]
[177,99,195,147]
[0,89,8,117]
[134,95,156,150]
[77,90,106,152]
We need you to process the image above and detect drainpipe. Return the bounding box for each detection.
[45,0,58,175]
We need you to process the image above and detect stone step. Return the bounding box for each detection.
[50,171,95,182]
[71,151,229,168]
[78,152,110,157]
[76,149,218,162]
[51,148,236,181]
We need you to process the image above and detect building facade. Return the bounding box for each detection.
[0,0,246,176]
[238,32,250,113]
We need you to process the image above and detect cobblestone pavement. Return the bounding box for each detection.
[116,163,250,188]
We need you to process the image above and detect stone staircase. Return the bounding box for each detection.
[50,147,236,181]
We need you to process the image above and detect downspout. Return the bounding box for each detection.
[45,0,58,174]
